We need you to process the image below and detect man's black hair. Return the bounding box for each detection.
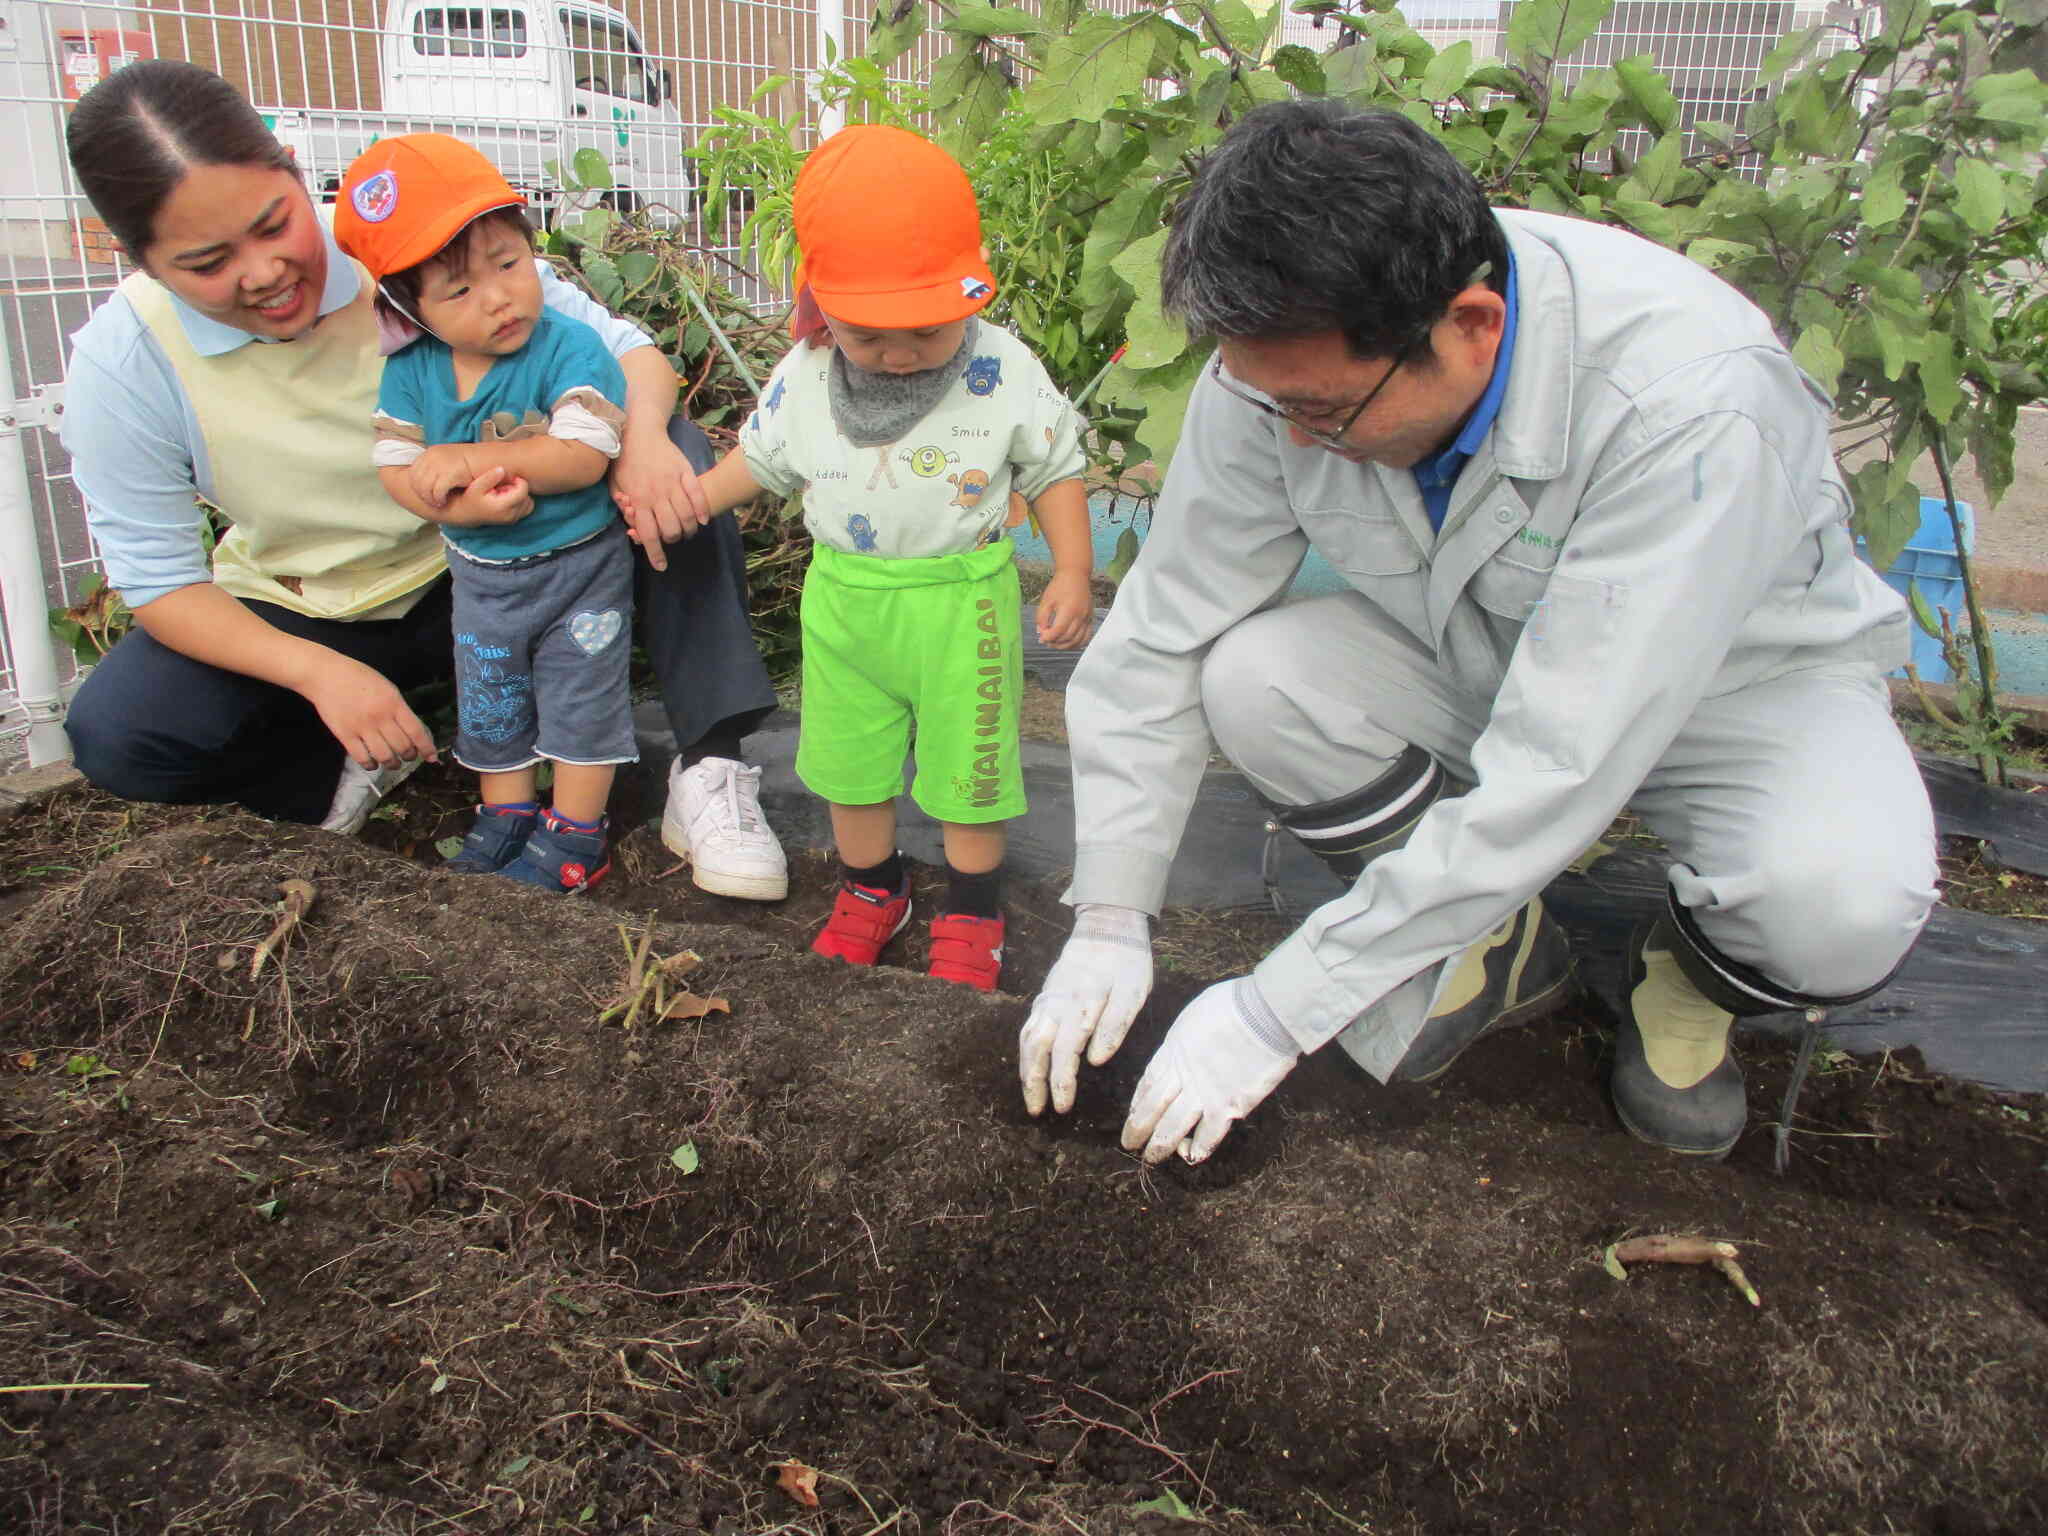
[1161,99,1509,363]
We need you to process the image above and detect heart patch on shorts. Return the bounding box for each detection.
[568,608,624,656]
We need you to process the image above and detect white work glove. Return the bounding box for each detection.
[1019,903,1154,1116]
[1121,978,1301,1166]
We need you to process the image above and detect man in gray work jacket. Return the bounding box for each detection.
[1018,100,1937,1165]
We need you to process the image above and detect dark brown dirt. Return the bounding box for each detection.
[3,779,2046,1536]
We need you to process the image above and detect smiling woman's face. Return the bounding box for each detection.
[140,163,328,339]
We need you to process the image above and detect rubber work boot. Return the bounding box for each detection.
[928,913,1004,992]
[444,804,536,875]
[1611,918,1746,1158]
[1391,897,1575,1082]
[503,811,611,894]
[812,880,911,966]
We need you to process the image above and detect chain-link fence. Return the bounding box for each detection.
[0,0,1827,768]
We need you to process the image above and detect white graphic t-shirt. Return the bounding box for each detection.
[741,324,1085,559]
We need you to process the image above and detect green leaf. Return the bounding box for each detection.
[939,5,1043,39]
[1416,40,1471,103]
[1020,15,1158,125]
[1506,0,1615,67]
[1791,324,1845,397]
[580,251,624,307]
[866,1,927,68]
[1684,238,1757,271]
[1751,25,1819,90]
[1080,184,1154,313]
[572,148,613,190]
[435,836,465,860]
[1619,133,1685,203]
[1612,55,1680,135]
[1860,159,1909,228]
[1101,347,1207,473]
[681,320,709,359]
[670,1142,701,1174]
[1951,158,2007,235]
[1268,44,1326,97]
[1133,1487,1196,1519]
[1919,339,1963,423]
[1205,0,1275,58]
[1107,525,1141,584]
[932,49,1010,156]
[253,1198,283,1221]
[1111,229,1184,369]
[496,1454,534,1480]
[1602,1244,1628,1280]
[1870,310,1916,382]
[616,250,657,294]
[1908,578,1943,639]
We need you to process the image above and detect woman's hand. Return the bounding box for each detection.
[1035,570,1095,650]
[300,651,438,771]
[611,428,712,571]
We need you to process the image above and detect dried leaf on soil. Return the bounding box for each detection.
[773,1458,820,1507]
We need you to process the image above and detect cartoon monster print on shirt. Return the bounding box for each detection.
[762,376,787,416]
[948,468,990,509]
[845,514,879,552]
[903,445,957,478]
[964,355,1002,397]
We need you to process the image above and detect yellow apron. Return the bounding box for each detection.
[124,263,446,620]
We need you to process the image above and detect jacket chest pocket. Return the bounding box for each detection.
[1301,508,1422,579]
[1468,544,1559,623]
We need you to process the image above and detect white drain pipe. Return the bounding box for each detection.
[0,316,71,768]
[815,0,846,136]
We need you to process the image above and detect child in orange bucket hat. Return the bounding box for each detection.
[334,133,637,894]
[695,125,1095,991]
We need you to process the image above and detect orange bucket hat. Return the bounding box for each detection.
[333,133,524,280]
[793,125,995,330]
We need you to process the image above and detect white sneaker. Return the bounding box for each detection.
[319,755,425,835]
[662,756,789,900]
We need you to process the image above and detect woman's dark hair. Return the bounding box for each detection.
[374,207,537,325]
[1162,99,1509,363]
[66,60,297,261]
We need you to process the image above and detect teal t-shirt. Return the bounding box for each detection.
[374,308,625,563]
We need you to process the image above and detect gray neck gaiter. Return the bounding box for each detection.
[828,318,978,448]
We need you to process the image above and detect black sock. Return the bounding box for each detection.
[944,864,1002,919]
[843,852,905,894]
[680,731,745,770]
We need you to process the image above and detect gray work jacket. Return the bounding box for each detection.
[1064,208,1910,1054]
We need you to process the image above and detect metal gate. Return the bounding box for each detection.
[0,0,1823,770]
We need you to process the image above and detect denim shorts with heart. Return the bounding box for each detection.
[446,522,638,773]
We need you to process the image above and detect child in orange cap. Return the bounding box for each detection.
[334,133,636,893]
[693,124,1094,991]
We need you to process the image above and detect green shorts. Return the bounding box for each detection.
[796,540,1026,825]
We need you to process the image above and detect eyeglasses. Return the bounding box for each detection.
[1208,338,1416,449]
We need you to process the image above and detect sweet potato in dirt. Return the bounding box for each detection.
[1,784,2045,1534]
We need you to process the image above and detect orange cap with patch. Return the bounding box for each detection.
[333,133,524,280]
[793,125,995,330]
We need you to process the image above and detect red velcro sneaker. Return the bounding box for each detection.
[927,913,1004,992]
[811,880,912,966]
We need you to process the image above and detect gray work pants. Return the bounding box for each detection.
[1200,593,1938,1067]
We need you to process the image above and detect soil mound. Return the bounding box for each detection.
[3,802,2045,1534]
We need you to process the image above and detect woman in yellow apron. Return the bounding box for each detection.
[57,60,787,899]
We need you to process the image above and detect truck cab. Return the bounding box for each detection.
[378,0,691,217]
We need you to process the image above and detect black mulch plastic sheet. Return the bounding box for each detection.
[630,607,2048,1095]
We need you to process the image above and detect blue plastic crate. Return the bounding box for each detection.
[1859,497,1974,684]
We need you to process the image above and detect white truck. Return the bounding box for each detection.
[268,0,693,224]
